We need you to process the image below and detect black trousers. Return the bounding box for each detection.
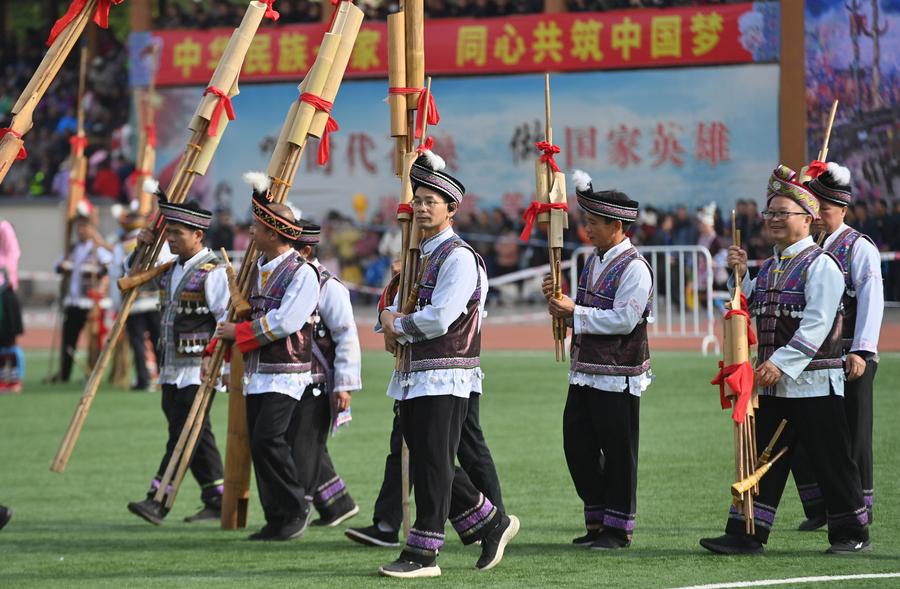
[288,387,331,505]
[399,395,503,565]
[725,394,869,545]
[126,311,161,387]
[154,384,224,504]
[372,394,504,531]
[563,384,640,541]
[791,359,877,522]
[60,306,89,381]
[303,391,355,519]
[246,392,308,523]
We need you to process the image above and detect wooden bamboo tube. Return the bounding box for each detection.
[309,3,363,138]
[287,34,340,146]
[818,100,839,161]
[404,0,424,110]
[732,446,788,497]
[388,12,408,139]
[222,350,251,529]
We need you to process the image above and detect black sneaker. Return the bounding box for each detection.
[476,514,520,570]
[699,533,763,555]
[572,529,603,547]
[312,503,360,527]
[184,505,222,523]
[378,559,441,578]
[345,524,400,547]
[797,515,827,531]
[826,539,871,554]
[0,505,11,531]
[248,521,281,541]
[589,531,631,550]
[127,498,169,526]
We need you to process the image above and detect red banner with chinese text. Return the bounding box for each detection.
[153,3,773,87]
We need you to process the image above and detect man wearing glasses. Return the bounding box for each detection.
[376,149,519,578]
[700,165,870,555]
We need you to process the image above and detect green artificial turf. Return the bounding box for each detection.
[1,350,898,588]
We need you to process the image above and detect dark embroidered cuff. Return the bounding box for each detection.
[399,315,427,340]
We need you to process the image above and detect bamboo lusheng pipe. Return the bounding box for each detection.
[0,1,100,184]
[388,12,407,140]
[818,100,839,162]
[135,44,160,216]
[221,350,250,529]
[117,259,175,291]
[756,419,787,468]
[158,15,357,508]
[51,2,267,474]
[732,446,789,497]
[221,248,251,320]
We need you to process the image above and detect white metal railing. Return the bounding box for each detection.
[570,244,720,356]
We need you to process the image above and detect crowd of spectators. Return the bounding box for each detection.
[0,30,133,201]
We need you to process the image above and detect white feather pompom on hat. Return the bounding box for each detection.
[572,169,593,193]
[242,171,271,195]
[825,162,851,186]
[143,177,160,196]
[420,149,446,172]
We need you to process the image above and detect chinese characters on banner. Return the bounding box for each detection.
[152,3,775,86]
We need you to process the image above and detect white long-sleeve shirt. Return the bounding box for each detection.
[157,247,230,388]
[378,226,488,401]
[59,240,113,309]
[243,249,320,401]
[312,260,362,393]
[569,237,653,396]
[736,235,845,398]
[824,223,883,355]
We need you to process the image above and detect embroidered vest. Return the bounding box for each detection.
[399,236,485,373]
[245,251,316,375]
[159,250,221,367]
[825,227,874,354]
[751,244,843,372]
[75,243,105,300]
[571,247,652,377]
[310,263,338,388]
[122,232,160,310]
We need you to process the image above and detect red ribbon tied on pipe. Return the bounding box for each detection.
[144,124,157,148]
[535,141,561,173]
[261,0,280,21]
[805,160,827,179]
[203,86,235,137]
[299,93,339,166]
[519,201,569,242]
[46,0,124,47]
[397,203,414,215]
[68,134,88,152]
[725,293,756,345]
[711,360,755,423]
[388,87,440,139]
[415,136,434,154]
[0,128,27,160]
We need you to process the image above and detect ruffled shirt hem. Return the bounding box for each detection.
[387,367,484,401]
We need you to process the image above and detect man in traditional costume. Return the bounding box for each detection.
[127,190,228,526]
[542,171,652,550]
[210,172,320,542]
[789,161,883,531]
[376,151,519,578]
[53,208,113,383]
[700,165,870,555]
[291,219,361,528]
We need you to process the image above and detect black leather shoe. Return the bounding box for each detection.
[127,498,169,526]
[378,559,441,578]
[590,531,631,550]
[797,515,827,531]
[572,529,603,547]
[476,514,520,570]
[699,533,763,555]
[345,524,400,547]
[272,511,313,541]
[826,539,871,554]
